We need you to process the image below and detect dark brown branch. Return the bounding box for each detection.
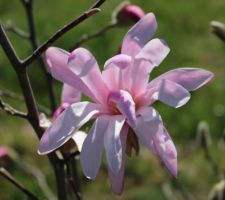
[0,167,40,200]
[21,0,57,113]
[91,0,106,9]
[71,21,117,50]
[0,98,27,119]
[23,8,100,66]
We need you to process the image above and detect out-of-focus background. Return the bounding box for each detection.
[0,0,225,199]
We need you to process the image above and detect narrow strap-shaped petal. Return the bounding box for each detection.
[38,102,107,155]
[152,125,177,177]
[71,131,87,152]
[68,48,109,104]
[102,54,132,91]
[108,124,128,195]
[121,13,157,57]
[135,107,177,177]
[108,90,136,128]
[152,79,191,108]
[104,115,126,174]
[61,84,81,104]
[149,68,214,91]
[135,38,170,67]
[134,106,162,152]
[45,47,96,101]
[80,116,110,180]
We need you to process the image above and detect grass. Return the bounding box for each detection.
[0,0,225,199]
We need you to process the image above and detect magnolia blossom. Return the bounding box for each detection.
[38,13,213,194]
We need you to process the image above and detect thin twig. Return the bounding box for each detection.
[70,21,117,50]
[0,89,51,115]
[20,0,57,113]
[211,21,225,44]
[4,22,29,39]
[91,0,106,9]
[66,155,82,200]
[23,8,100,66]
[0,98,27,119]
[0,167,40,200]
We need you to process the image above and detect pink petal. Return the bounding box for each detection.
[45,47,95,101]
[135,107,177,176]
[149,68,214,91]
[102,54,132,91]
[71,131,87,152]
[152,79,191,108]
[80,116,110,180]
[61,84,81,104]
[38,102,107,155]
[121,13,157,57]
[108,124,129,195]
[135,38,170,67]
[104,54,131,70]
[152,126,177,177]
[135,106,162,152]
[68,48,109,104]
[39,113,52,129]
[104,115,125,174]
[108,90,136,128]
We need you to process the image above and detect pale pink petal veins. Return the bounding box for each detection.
[135,107,177,177]
[152,79,191,108]
[102,54,132,90]
[135,38,170,67]
[61,84,81,104]
[38,102,108,155]
[134,106,162,153]
[45,47,96,101]
[104,115,125,174]
[80,116,110,180]
[149,68,214,91]
[121,13,157,57]
[68,48,109,104]
[152,125,177,177]
[108,90,136,128]
[131,39,170,96]
[108,124,129,195]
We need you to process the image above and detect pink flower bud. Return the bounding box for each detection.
[115,3,145,25]
[52,102,70,121]
[0,147,10,159]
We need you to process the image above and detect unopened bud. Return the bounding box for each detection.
[196,121,211,149]
[210,21,225,43]
[113,2,144,26]
[208,179,225,200]
[52,102,70,121]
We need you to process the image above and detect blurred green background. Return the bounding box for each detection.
[0,0,225,199]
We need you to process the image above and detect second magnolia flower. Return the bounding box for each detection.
[38,13,213,194]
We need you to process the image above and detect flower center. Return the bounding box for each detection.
[107,90,137,128]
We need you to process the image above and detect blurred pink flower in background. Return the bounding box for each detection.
[38,13,213,194]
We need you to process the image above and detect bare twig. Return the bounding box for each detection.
[71,21,117,50]
[20,0,57,113]
[0,167,40,200]
[66,155,82,200]
[23,8,100,66]
[4,21,29,39]
[0,98,27,119]
[0,88,51,115]
[91,0,107,9]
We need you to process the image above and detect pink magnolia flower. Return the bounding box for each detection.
[38,13,213,194]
